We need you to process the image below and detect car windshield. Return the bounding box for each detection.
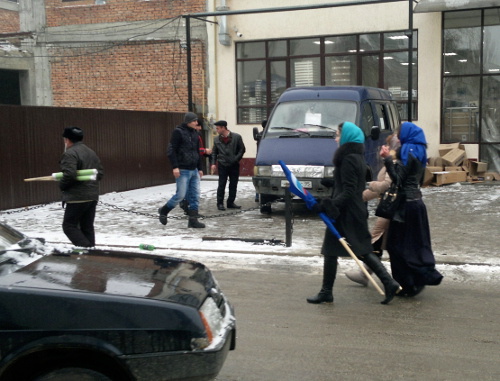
[265,100,357,138]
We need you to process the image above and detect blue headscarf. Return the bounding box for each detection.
[399,122,427,167]
[339,122,364,146]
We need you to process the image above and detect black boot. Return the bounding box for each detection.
[180,199,189,215]
[158,206,172,225]
[188,210,205,228]
[362,252,402,305]
[307,256,337,304]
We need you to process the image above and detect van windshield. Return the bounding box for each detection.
[265,100,357,138]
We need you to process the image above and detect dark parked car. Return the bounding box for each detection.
[0,223,236,381]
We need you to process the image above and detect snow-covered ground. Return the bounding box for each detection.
[1,178,499,283]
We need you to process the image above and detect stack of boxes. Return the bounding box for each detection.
[423,143,497,186]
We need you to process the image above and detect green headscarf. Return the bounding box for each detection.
[339,122,364,146]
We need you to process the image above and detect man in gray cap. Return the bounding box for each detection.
[60,126,104,247]
[210,120,246,210]
[158,112,205,228]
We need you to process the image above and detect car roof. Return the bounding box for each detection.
[0,250,214,309]
[277,86,394,102]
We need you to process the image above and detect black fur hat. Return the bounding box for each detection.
[62,126,84,142]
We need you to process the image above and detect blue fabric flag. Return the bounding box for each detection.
[278,160,341,239]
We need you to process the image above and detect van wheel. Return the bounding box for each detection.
[260,204,272,214]
[259,194,274,214]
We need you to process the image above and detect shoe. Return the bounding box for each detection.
[217,204,226,211]
[306,289,333,304]
[345,269,369,287]
[345,263,372,287]
[227,203,241,209]
[405,285,426,297]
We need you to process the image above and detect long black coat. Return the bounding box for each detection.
[321,143,372,258]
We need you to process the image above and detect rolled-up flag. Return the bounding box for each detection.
[24,169,98,182]
[52,168,97,180]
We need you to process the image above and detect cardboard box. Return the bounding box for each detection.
[427,166,444,173]
[444,166,463,171]
[428,157,444,168]
[432,171,467,186]
[423,166,446,186]
[483,172,496,181]
[469,161,488,176]
[438,143,466,156]
[441,148,465,166]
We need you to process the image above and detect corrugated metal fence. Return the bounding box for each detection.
[0,105,183,210]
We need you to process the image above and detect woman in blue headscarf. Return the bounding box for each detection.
[307,122,401,305]
[381,122,443,297]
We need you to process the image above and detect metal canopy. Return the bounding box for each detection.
[414,0,500,13]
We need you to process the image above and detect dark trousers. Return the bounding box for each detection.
[62,201,98,247]
[217,163,240,205]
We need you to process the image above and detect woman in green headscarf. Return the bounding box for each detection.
[307,122,401,305]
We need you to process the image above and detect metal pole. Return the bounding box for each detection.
[185,16,193,111]
[285,188,292,247]
[407,0,413,122]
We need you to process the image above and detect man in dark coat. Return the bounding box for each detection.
[307,122,401,305]
[60,126,104,247]
[210,120,246,210]
[158,112,205,228]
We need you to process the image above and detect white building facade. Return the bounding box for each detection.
[202,0,500,172]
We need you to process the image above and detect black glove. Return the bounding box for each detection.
[321,178,334,188]
[320,199,340,220]
[311,203,323,214]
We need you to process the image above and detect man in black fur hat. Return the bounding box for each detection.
[60,126,104,247]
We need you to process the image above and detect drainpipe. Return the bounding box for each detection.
[217,0,231,46]
[407,0,413,122]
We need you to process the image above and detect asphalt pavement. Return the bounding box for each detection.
[198,176,500,267]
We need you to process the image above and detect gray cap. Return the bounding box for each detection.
[184,112,198,124]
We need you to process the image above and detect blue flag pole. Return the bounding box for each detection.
[278,160,384,296]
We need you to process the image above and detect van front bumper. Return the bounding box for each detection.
[252,176,331,198]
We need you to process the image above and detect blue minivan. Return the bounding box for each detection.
[252,86,401,213]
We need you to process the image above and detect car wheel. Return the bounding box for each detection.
[34,367,113,381]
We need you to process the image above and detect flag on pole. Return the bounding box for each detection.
[278,160,384,295]
[278,160,340,239]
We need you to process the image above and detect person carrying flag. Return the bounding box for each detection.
[307,122,401,305]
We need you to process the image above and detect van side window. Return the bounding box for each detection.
[360,102,374,136]
[390,103,402,130]
[374,102,391,131]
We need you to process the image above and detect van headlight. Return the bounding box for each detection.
[324,166,334,177]
[255,166,272,177]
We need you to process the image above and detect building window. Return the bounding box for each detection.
[236,30,418,124]
[442,7,500,172]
